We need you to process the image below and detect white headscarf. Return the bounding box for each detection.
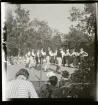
[47,71,56,79]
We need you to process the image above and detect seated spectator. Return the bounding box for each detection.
[59,70,71,88]
[39,73,58,98]
[55,70,72,98]
[46,71,56,79]
[6,68,38,99]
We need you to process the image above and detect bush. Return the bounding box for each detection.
[71,57,94,83]
[52,56,94,98]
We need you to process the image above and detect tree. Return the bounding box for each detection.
[67,4,95,56]
[6,4,31,56]
[64,4,96,98]
[68,4,96,36]
[51,29,62,51]
[14,4,30,56]
[28,18,53,50]
[62,27,94,55]
[6,9,18,56]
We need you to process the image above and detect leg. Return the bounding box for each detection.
[56,57,61,72]
[44,56,48,71]
[35,57,38,69]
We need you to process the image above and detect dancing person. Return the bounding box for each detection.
[6,68,38,99]
[35,49,42,70]
[75,52,80,68]
[65,49,70,67]
[53,50,57,65]
[69,49,73,67]
[49,49,54,64]
[41,48,46,64]
[31,49,35,60]
[39,49,42,64]
[79,48,88,62]
[56,49,62,73]
[29,49,36,68]
[71,49,77,67]
[60,48,66,66]
[44,48,50,72]
[35,50,39,69]
[25,50,31,68]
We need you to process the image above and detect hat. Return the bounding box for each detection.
[47,71,56,79]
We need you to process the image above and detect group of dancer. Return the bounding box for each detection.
[25,47,88,72]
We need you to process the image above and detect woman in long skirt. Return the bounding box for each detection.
[35,50,39,69]
[29,49,36,68]
[60,49,66,66]
[56,49,62,73]
[25,51,31,68]
[44,49,50,72]
[65,49,70,67]
[71,49,77,67]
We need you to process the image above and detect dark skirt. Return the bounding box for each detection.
[62,56,66,65]
[50,56,56,64]
[72,56,77,66]
[66,56,71,65]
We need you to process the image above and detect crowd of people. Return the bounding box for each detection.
[6,68,74,99]
[25,47,88,73]
[7,47,88,73]
[6,47,89,99]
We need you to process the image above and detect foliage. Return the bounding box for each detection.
[60,4,96,98]
[50,30,62,51]
[62,4,95,56]
[6,4,31,56]
[6,5,64,56]
[71,57,95,83]
[63,27,94,55]
[68,4,96,36]
[52,84,93,98]
[51,57,94,98]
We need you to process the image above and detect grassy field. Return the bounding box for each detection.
[7,63,76,81]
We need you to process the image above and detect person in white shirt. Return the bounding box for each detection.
[25,51,31,68]
[60,49,65,59]
[41,49,46,63]
[35,50,41,69]
[6,68,38,99]
[49,50,55,64]
[56,49,62,72]
[79,48,88,62]
[71,49,77,67]
[44,48,50,72]
[60,49,66,66]
[65,49,70,67]
[75,52,80,67]
[31,49,35,58]
[29,49,36,68]
[53,50,57,64]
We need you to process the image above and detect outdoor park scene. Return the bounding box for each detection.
[5,3,95,98]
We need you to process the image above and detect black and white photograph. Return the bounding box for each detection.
[1,2,96,101]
